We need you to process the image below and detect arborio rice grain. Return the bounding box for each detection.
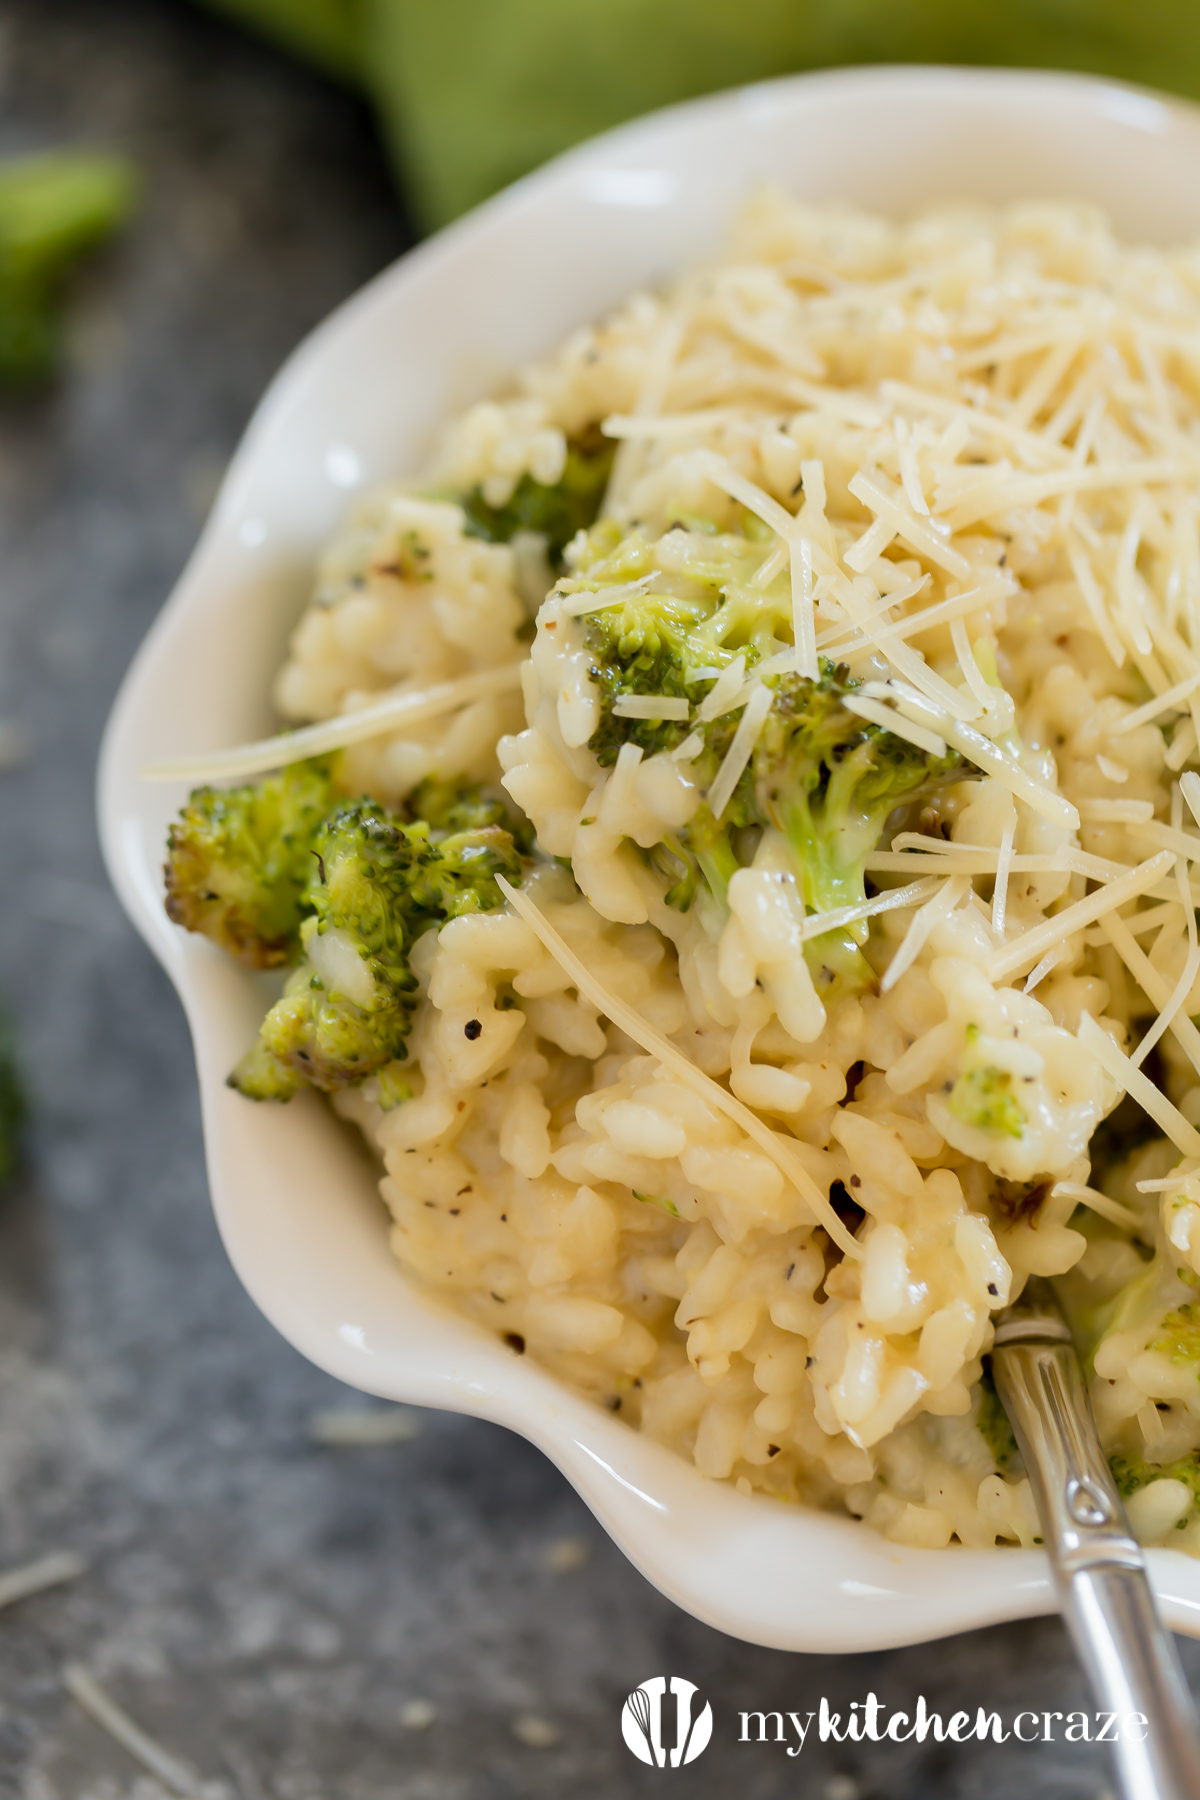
[252,196,1200,1549]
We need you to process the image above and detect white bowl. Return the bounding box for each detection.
[98,64,1200,1651]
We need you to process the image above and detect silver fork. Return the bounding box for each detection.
[993,1279,1200,1799]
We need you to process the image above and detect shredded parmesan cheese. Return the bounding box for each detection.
[991,813,1016,938]
[62,1664,204,1796]
[1023,946,1069,994]
[611,694,690,720]
[696,655,747,723]
[1181,769,1200,831]
[496,877,860,1257]
[843,694,948,758]
[988,852,1175,981]
[1098,907,1200,1078]
[791,533,818,679]
[881,876,968,993]
[560,574,657,616]
[1051,1181,1142,1231]
[799,877,941,942]
[142,664,526,783]
[309,1407,424,1445]
[1078,1013,1200,1157]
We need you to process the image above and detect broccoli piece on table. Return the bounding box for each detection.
[461,428,615,569]
[164,758,338,968]
[0,151,136,383]
[231,799,522,1099]
[947,1025,1028,1140]
[584,591,961,989]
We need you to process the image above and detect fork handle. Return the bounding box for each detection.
[992,1324,1200,1800]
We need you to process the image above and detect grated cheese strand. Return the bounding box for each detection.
[880,876,968,994]
[938,456,1192,532]
[791,534,818,679]
[1181,770,1200,832]
[142,664,526,784]
[843,694,947,758]
[1131,819,1200,862]
[1023,946,1069,993]
[1098,910,1200,1078]
[560,574,657,617]
[694,450,797,540]
[310,1407,424,1445]
[869,849,1121,880]
[1112,668,1200,734]
[0,1550,85,1612]
[831,581,982,720]
[612,694,690,721]
[939,714,1079,828]
[1051,1181,1142,1231]
[1134,937,1200,1069]
[950,616,995,715]
[847,470,971,577]
[707,684,774,821]
[991,813,1016,938]
[600,408,750,439]
[1139,1171,1200,1193]
[670,730,704,763]
[988,851,1175,981]
[62,1664,203,1797]
[1067,534,1126,668]
[1078,1014,1200,1157]
[496,878,861,1258]
[696,654,747,723]
[885,836,1124,882]
[799,877,942,943]
[1076,798,1156,823]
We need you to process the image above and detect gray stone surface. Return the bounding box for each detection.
[0,4,1196,1795]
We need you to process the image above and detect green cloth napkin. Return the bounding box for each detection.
[200,0,1200,230]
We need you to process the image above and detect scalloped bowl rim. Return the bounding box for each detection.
[98,63,1200,1651]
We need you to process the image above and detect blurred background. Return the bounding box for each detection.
[2,2,1200,1796]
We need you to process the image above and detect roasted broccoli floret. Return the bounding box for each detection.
[1148,1302,1200,1366]
[585,592,741,768]
[461,428,616,569]
[230,799,522,1100]
[407,774,535,854]
[584,591,961,988]
[164,762,526,1102]
[164,758,338,968]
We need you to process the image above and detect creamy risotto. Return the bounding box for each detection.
[165,194,1200,1554]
